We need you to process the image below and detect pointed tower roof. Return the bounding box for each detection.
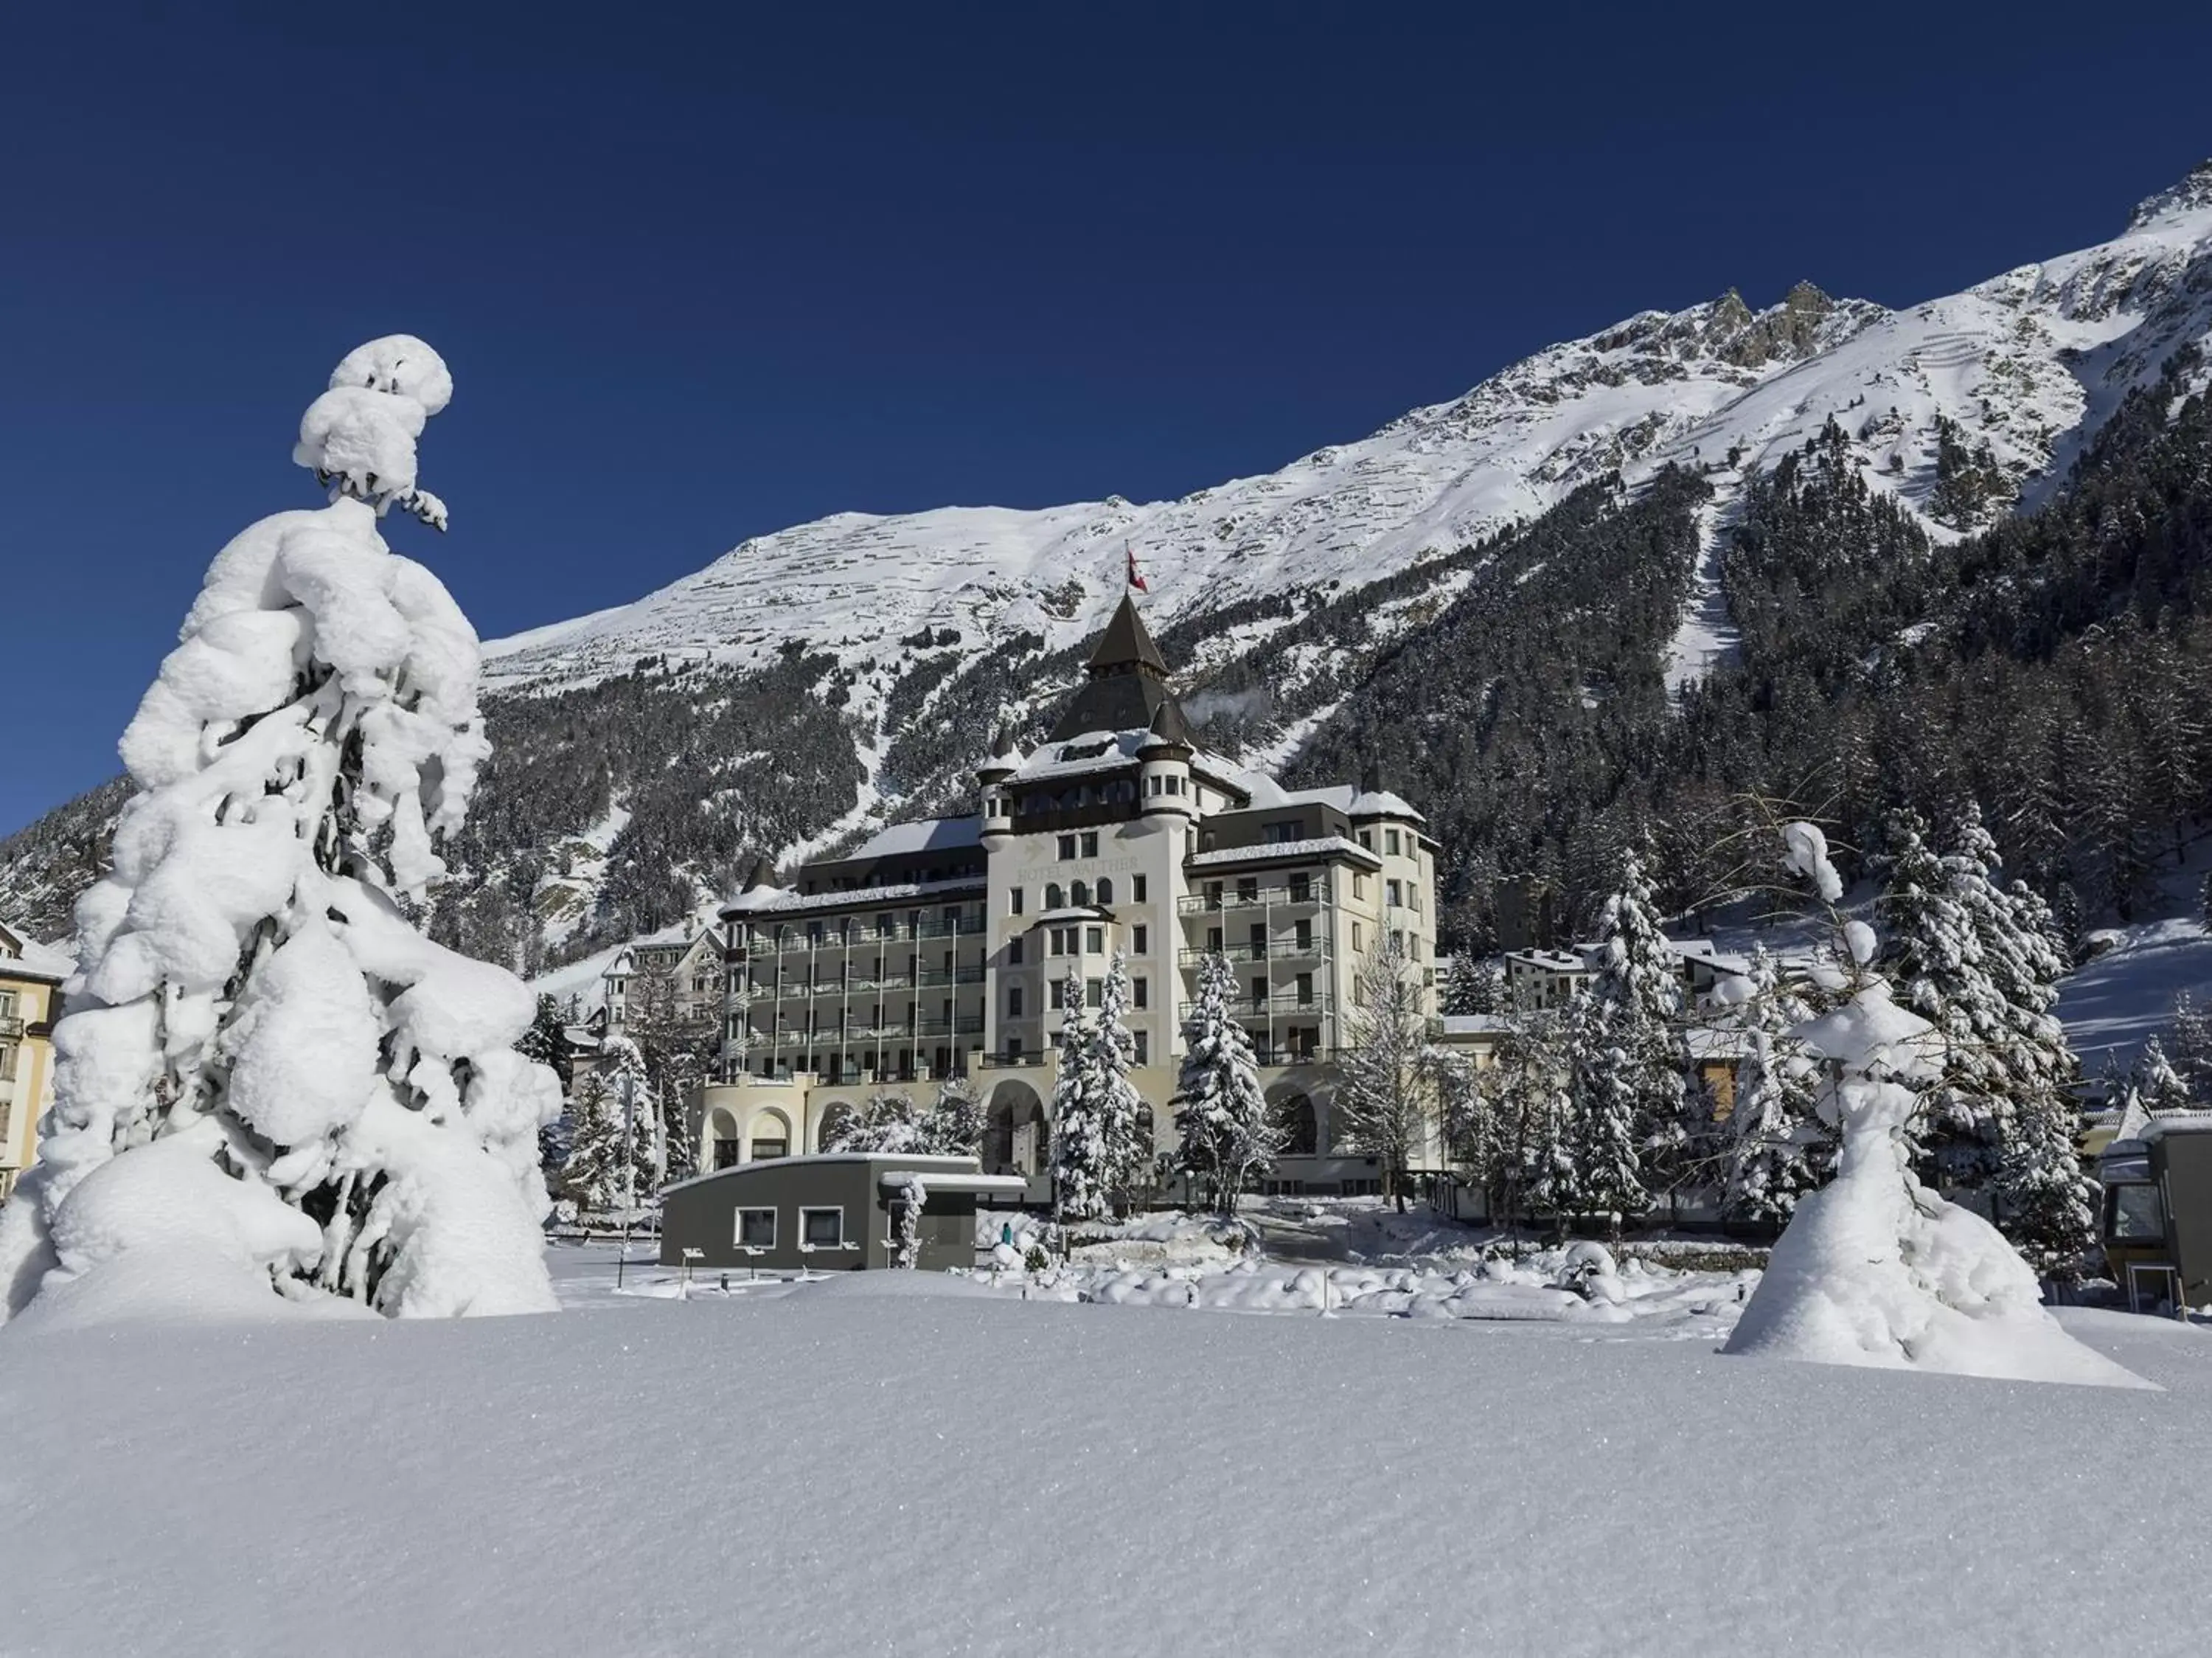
[1049,590,1187,740]
[1087,592,1169,676]
[720,856,787,917]
[1138,696,1192,752]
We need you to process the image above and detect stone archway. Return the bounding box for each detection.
[986,1081,1047,1176]
[747,1106,793,1162]
[706,1107,742,1171]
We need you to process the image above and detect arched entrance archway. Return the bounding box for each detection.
[747,1106,793,1161]
[1268,1089,1318,1156]
[815,1100,860,1153]
[986,1081,1048,1176]
[706,1107,742,1170]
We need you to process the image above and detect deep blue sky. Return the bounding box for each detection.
[4,2,2209,836]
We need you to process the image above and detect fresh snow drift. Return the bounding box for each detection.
[0,336,560,1326]
[1725,825,2146,1389]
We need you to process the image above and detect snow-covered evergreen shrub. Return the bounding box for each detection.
[891,1175,927,1269]
[0,337,560,1322]
[1720,947,1831,1225]
[1583,849,1686,1203]
[1171,953,1279,1214]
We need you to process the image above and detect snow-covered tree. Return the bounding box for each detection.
[0,337,560,1322]
[2135,1036,2194,1115]
[1171,952,1279,1215]
[623,952,713,1182]
[518,993,571,1092]
[1581,848,1686,1208]
[1559,995,1649,1232]
[825,1090,928,1154]
[1877,808,1991,1175]
[1725,821,2140,1387]
[1050,958,1145,1221]
[924,1076,983,1156]
[1333,937,1433,1209]
[560,1066,655,1221]
[1441,953,1506,1016]
[2165,993,2212,1104]
[1721,946,1831,1225]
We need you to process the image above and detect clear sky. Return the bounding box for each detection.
[3,1,2209,836]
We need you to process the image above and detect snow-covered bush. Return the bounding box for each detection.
[0,337,560,1324]
[1724,823,2143,1387]
[891,1175,927,1269]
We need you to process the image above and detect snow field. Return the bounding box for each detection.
[3,1277,2208,1657]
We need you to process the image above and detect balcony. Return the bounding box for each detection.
[1234,992,1334,1016]
[1179,941,1329,967]
[1175,881,1333,916]
[1248,1047,1326,1068]
[978,1052,1048,1069]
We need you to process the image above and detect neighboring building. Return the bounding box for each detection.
[658,1153,1028,1273]
[0,919,70,1203]
[697,592,1441,1199]
[602,924,722,1032]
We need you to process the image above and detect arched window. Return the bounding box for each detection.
[1070,880,1090,907]
[1096,877,1114,905]
[1045,882,1065,910]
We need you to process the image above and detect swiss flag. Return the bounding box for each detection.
[1126,544,1149,592]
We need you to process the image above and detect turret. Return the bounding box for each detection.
[978,722,1024,842]
[1138,699,1196,818]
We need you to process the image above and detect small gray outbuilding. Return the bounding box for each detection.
[658,1153,1030,1274]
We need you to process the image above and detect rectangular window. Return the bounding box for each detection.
[1008,936,1025,965]
[1353,874,1367,901]
[1147,776,1161,796]
[1049,979,1067,1011]
[1004,1036,1023,1061]
[1133,1029,1150,1066]
[1167,776,1183,795]
[1086,978,1105,1010]
[1359,831,1374,851]
[1352,922,1364,952]
[1081,831,1099,858]
[1386,878,1402,908]
[801,1207,846,1249]
[1008,986,1025,1019]
[1295,919,1313,951]
[1133,977,1149,1009]
[1133,875,1147,902]
[1009,887,1024,915]
[1265,820,1303,844]
[1058,833,1077,860]
[736,1207,775,1249]
[1386,828,1401,856]
[1295,971,1314,1005]
[1133,924,1149,956]
[1207,926,1224,951]
[1288,873,1311,903]
[1249,923,1267,957]
[1251,977,1267,1009]
[1085,926,1105,954]
[1237,878,1258,904]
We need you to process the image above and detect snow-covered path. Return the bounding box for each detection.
[3,1278,2207,1655]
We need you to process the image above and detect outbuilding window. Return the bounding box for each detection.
[801,1207,848,1249]
[736,1208,776,1249]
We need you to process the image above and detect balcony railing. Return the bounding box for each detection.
[978,1052,1046,1069]
[1248,1047,1326,1067]
[1178,941,1329,967]
[1234,992,1334,1015]
[1175,881,1332,915]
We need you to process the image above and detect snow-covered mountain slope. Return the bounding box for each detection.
[485,165,2212,700]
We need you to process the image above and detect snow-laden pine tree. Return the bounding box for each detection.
[2135,1036,2194,1115]
[1726,822,2143,1387]
[560,1066,655,1221]
[2163,994,2212,1104]
[890,1175,927,1269]
[1721,946,1831,1225]
[1876,808,1989,1177]
[825,1090,928,1154]
[924,1076,983,1156]
[1560,994,1649,1233]
[0,338,560,1322]
[1441,953,1506,1016]
[1171,952,1278,1215]
[1332,937,1433,1208]
[1049,960,1144,1221]
[1585,849,1686,1199]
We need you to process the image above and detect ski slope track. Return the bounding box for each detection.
[484,167,2212,712]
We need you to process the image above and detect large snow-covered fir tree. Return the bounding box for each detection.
[1720,946,1831,1225]
[925,1076,983,1156]
[1171,952,1278,1215]
[560,1065,655,1220]
[0,337,560,1322]
[1440,952,1506,1016]
[1585,849,1688,1196]
[1332,937,1432,1207]
[1560,995,1651,1232]
[1049,958,1146,1221]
